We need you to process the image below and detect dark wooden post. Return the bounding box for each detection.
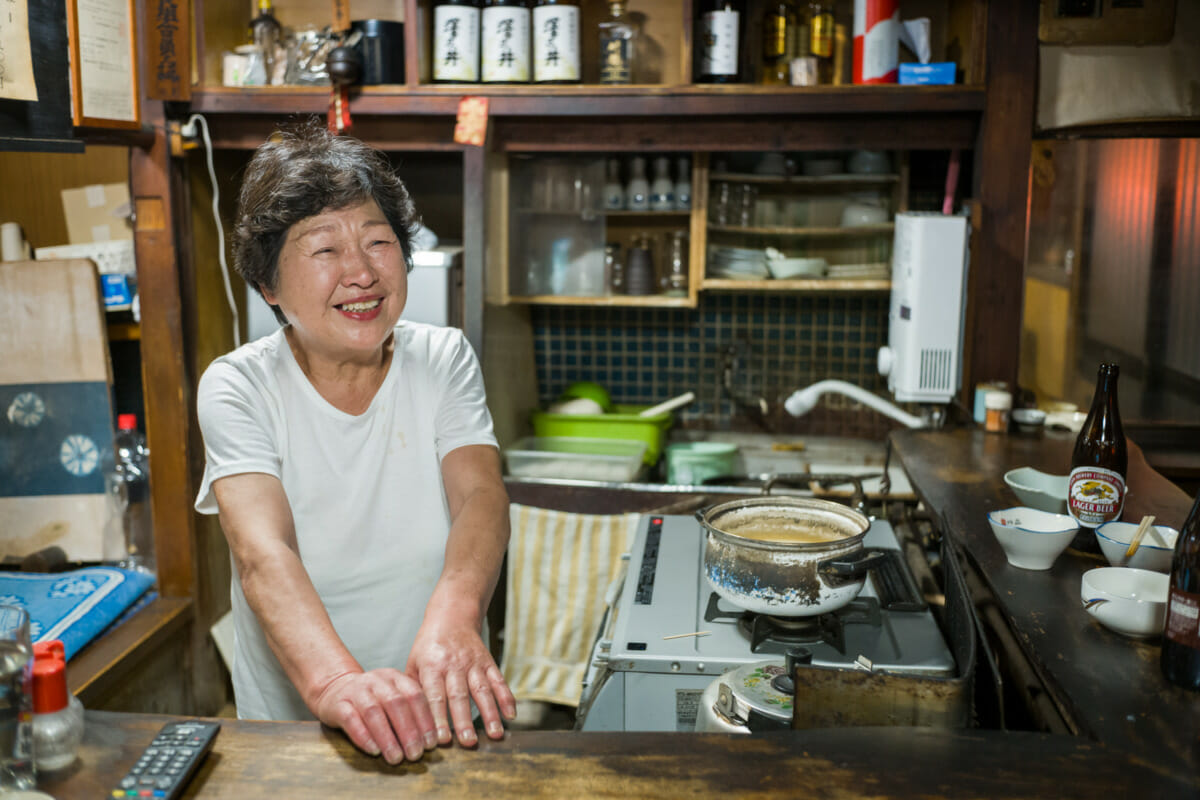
[967,0,1039,396]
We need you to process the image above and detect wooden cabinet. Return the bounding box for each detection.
[175,0,1035,400]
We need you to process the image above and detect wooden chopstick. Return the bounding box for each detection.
[1125,515,1156,559]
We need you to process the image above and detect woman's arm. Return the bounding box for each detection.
[213,472,437,763]
[407,444,518,747]
[1126,438,1194,530]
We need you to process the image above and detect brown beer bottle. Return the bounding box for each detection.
[1067,362,1127,551]
[1162,490,1200,691]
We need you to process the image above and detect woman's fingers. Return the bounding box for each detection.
[444,668,478,747]
[468,665,505,740]
[488,664,518,722]
[317,671,437,764]
[421,672,454,745]
[329,698,381,757]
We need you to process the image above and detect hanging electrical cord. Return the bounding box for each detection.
[181,113,241,349]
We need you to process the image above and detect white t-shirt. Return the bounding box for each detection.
[194,322,498,721]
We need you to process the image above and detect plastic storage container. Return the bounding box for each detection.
[504,437,647,482]
[530,405,672,466]
[666,442,738,486]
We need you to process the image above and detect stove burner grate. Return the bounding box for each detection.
[704,593,882,656]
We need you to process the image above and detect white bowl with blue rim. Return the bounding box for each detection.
[987,506,1078,570]
[1081,567,1169,638]
[1095,521,1178,572]
[1003,467,1068,515]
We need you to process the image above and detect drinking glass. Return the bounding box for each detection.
[709,182,732,226]
[0,605,35,790]
[736,184,758,228]
[665,230,689,296]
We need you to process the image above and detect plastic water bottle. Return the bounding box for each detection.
[111,414,154,574]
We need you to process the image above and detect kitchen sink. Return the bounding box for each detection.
[666,430,915,498]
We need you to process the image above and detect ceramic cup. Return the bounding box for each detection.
[1,222,31,262]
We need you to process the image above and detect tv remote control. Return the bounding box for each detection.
[110,719,220,799]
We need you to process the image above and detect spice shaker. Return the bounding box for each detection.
[984,390,1012,434]
[32,640,84,772]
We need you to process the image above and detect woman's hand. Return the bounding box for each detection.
[313,669,439,764]
[406,612,517,747]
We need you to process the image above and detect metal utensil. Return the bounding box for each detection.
[1124,514,1156,559]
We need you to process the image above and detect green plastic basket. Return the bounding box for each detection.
[530,404,673,466]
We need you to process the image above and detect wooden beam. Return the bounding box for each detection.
[965,0,1038,396]
[130,99,196,602]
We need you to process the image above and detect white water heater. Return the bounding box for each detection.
[877,212,970,404]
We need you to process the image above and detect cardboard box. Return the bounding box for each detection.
[61,183,133,244]
[899,62,957,85]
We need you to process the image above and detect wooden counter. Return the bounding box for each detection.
[41,711,1196,798]
[889,428,1199,786]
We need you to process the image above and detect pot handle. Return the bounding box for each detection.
[818,548,889,579]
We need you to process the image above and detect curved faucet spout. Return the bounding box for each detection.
[784,379,925,429]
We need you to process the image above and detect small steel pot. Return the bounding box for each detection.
[696,496,884,617]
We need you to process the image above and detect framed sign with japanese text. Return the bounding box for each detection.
[147,0,189,101]
[66,0,142,128]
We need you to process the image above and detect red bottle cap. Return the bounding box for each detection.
[117,413,138,431]
[32,639,69,713]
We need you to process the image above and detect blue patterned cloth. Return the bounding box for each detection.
[0,567,155,660]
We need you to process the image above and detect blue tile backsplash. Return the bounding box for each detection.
[532,292,898,437]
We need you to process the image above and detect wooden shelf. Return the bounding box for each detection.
[67,595,193,706]
[708,223,894,237]
[187,85,987,118]
[701,278,892,291]
[710,172,900,186]
[512,209,688,218]
[507,293,694,307]
[604,210,691,218]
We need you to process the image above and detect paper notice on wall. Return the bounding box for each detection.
[0,0,39,101]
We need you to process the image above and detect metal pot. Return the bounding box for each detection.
[696,496,885,617]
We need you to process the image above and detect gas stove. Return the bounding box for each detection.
[577,513,957,732]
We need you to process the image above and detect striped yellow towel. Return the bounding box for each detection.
[501,504,641,707]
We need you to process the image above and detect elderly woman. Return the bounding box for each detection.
[194,123,515,764]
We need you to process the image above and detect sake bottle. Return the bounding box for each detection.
[1162,491,1200,691]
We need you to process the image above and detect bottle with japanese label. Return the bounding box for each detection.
[1162,491,1200,691]
[434,0,481,82]
[533,0,580,83]
[760,0,794,84]
[1067,362,1127,551]
[598,0,635,84]
[482,0,531,83]
[806,0,833,84]
[674,156,692,210]
[698,0,743,83]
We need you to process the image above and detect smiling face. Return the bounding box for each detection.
[263,199,407,367]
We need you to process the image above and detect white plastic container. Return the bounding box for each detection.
[504,437,646,482]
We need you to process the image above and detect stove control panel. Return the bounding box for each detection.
[634,516,663,605]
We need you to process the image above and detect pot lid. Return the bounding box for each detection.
[715,661,793,725]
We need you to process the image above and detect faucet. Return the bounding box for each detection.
[721,343,772,430]
[784,379,926,429]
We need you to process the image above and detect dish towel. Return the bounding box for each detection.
[501,504,640,707]
[0,566,155,659]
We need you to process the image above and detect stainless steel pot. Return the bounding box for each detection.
[696,496,884,617]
